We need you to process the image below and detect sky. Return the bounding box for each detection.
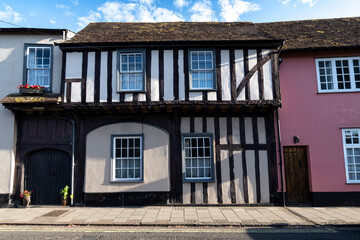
[0,0,359,32]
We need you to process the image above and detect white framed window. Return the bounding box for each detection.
[119,51,144,91]
[316,57,360,93]
[189,50,215,90]
[25,45,52,91]
[182,134,214,182]
[112,135,143,182]
[342,129,360,183]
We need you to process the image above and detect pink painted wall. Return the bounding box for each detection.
[279,49,360,192]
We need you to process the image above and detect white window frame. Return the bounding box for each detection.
[189,50,215,90]
[111,135,143,182]
[342,128,360,183]
[182,134,215,182]
[316,57,360,93]
[118,50,145,92]
[24,45,52,92]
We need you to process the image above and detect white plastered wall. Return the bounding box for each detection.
[85,122,170,192]
[0,34,63,195]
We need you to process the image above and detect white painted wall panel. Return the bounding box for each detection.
[194,117,202,133]
[262,49,273,100]
[178,50,185,101]
[63,83,67,103]
[245,117,254,144]
[206,117,218,204]
[221,50,231,101]
[124,93,133,102]
[111,51,118,102]
[86,52,95,102]
[220,150,232,204]
[71,82,81,102]
[195,183,203,204]
[100,51,108,102]
[246,150,256,204]
[183,183,191,204]
[248,49,259,100]
[234,151,244,204]
[257,117,267,144]
[181,117,191,204]
[151,50,160,101]
[235,50,246,100]
[207,91,217,101]
[138,93,146,102]
[219,117,227,145]
[232,117,241,144]
[259,150,270,203]
[189,92,202,101]
[65,52,82,78]
[163,50,174,101]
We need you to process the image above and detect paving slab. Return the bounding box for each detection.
[0,206,360,227]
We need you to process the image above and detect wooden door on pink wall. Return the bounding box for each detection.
[283,146,310,203]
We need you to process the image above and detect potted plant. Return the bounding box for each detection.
[20,190,33,207]
[17,84,44,95]
[60,185,70,206]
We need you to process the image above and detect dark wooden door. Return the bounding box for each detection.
[283,146,310,203]
[25,149,71,205]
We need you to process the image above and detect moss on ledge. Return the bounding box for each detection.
[0,93,61,104]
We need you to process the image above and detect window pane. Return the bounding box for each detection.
[349,173,355,180]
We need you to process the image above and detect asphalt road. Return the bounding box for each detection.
[0,225,360,239]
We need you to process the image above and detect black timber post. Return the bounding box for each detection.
[73,113,85,206]
[169,109,182,203]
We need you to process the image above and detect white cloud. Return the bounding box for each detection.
[218,0,260,21]
[77,10,101,27]
[152,8,184,21]
[71,0,79,6]
[300,0,318,7]
[189,0,216,21]
[49,19,56,24]
[78,1,184,27]
[0,5,22,24]
[55,4,70,9]
[280,0,318,7]
[174,0,191,8]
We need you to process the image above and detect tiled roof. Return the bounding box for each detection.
[257,17,360,51]
[61,22,278,44]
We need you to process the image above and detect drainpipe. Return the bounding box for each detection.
[276,109,286,207]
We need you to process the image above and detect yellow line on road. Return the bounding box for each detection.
[0,226,337,234]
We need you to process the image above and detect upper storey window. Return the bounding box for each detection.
[189,50,215,90]
[25,45,52,92]
[316,57,360,93]
[119,50,145,92]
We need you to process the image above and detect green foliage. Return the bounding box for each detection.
[60,185,70,200]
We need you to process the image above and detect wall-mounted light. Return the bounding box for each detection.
[293,136,300,144]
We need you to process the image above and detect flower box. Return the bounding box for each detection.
[18,84,44,95]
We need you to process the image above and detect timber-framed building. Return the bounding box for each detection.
[2,22,283,206]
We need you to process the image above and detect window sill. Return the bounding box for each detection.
[346,182,360,184]
[189,89,217,92]
[317,90,360,94]
[117,90,146,93]
[183,178,215,183]
[111,179,144,183]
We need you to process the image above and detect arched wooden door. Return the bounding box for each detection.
[25,149,71,205]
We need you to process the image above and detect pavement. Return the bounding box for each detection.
[0,206,360,227]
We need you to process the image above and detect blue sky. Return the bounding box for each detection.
[0,0,359,32]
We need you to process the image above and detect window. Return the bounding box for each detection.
[189,50,215,90]
[183,134,214,182]
[112,135,143,182]
[118,50,145,91]
[316,57,360,93]
[24,45,52,91]
[342,129,360,183]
